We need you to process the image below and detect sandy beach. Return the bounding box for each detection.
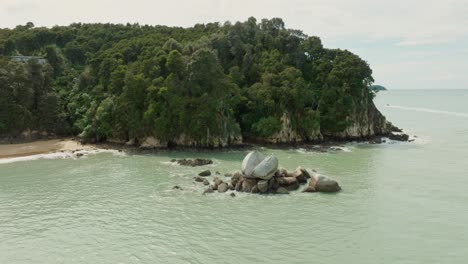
[0,139,96,159]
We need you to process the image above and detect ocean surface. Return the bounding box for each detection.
[1,90,467,264]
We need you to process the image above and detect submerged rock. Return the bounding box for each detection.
[389,133,409,142]
[176,158,213,167]
[276,187,289,194]
[194,176,204,182]
[203,179,210,186]
[203,186,214,194]
[390,124,403,133]
[198,170,211,176]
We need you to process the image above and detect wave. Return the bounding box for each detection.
[385,105,468,118]
[329,146,352,152]
[293,146,352,154]
[0,149,125,165]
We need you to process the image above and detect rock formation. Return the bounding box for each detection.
[173,159,213,167]
[196,150,341,195]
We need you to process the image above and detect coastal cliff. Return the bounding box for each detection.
[137,101,392,148]
[0,18,400,148]
[322,101,391,140]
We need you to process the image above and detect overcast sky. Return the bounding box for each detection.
[1,0,467,89]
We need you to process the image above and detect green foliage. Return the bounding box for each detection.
[0,18,376,143]
[0,59,60,136]
[252,117,282,138]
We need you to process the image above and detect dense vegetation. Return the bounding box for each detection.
[0,18,379,146]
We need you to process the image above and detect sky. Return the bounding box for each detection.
[1,0,467,90]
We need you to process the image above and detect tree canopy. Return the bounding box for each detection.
[0,18,377,146]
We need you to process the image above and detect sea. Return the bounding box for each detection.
[1,89,467,263]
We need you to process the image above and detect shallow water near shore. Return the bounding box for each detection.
[1,89,468,263]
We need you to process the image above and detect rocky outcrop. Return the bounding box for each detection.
[174,158,213,167]
[241,151,278,180]
[303,174,341,193]
[195,151,341,195]
[241,150,265,176]
[252,156,278,180]
[388,133,409,142]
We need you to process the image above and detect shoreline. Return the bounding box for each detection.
[0,134,399,160]
[0,138,97,159]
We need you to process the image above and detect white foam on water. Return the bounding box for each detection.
[385,105,468,118]
[329,146,352,152]
[407,134,431,145]
[0,149,125,164]
[160,161,180,166]
[378,134,430,146]
[294,148,308,154]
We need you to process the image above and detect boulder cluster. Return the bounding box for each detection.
[172,158,213,167]
[193,150,341,195]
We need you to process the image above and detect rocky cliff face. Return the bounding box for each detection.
[323,101,391,139]
[139,129,243,148]
[264,101,391,143]
[266,113,322,143]
[138,102,391,148]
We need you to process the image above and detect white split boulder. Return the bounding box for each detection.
[241,150,278,180]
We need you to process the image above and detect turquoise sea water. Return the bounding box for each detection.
[1,90,467,263]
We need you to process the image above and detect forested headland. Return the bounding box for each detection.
[0,18,393,147]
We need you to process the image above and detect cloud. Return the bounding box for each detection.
[1,0,467,45]
[1,0,38,14]
[1,0,467,89]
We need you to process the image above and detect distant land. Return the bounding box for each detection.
[369,85,387,92]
